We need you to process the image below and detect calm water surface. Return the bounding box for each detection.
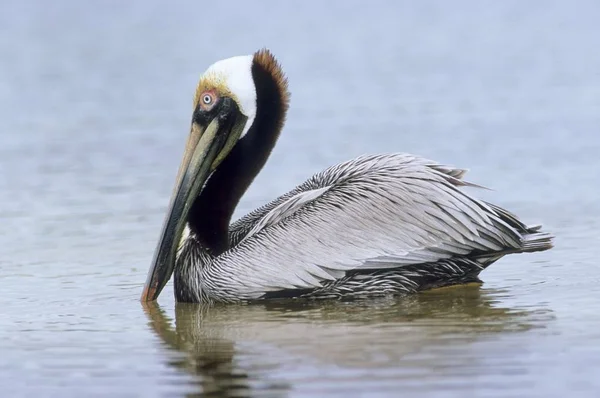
[1,1,599,397]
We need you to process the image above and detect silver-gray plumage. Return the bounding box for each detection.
[176,153,553,303]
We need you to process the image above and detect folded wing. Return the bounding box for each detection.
[213,154,546,299]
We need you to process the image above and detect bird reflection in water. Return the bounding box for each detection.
[142,284,553,397]
[142,302,258,397]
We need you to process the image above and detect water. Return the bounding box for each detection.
[1,0,599,396]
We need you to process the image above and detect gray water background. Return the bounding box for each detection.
[1,1,599,397]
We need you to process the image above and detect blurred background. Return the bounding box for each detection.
[0,0,599,397]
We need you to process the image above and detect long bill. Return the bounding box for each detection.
[141,118,224,302]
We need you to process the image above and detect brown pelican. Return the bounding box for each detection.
[141,49,553,303]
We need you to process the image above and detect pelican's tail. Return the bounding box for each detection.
[520,224,554,253]
[482,201,554,256]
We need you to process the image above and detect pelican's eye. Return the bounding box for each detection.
[199,90,218,111]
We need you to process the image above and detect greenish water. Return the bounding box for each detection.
[1,0,599,397]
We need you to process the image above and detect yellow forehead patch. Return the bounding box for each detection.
[193,74,240,110]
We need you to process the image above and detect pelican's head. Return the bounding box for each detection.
[142,49,289,302]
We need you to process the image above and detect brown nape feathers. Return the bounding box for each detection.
[252,48,291,116]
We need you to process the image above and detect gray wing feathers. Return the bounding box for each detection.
[208,154,542,299]
[229,155,476,244]
[240,186,331,243]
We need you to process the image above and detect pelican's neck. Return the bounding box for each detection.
[187,60,288,254]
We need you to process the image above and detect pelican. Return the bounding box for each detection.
[141,49,553,303]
